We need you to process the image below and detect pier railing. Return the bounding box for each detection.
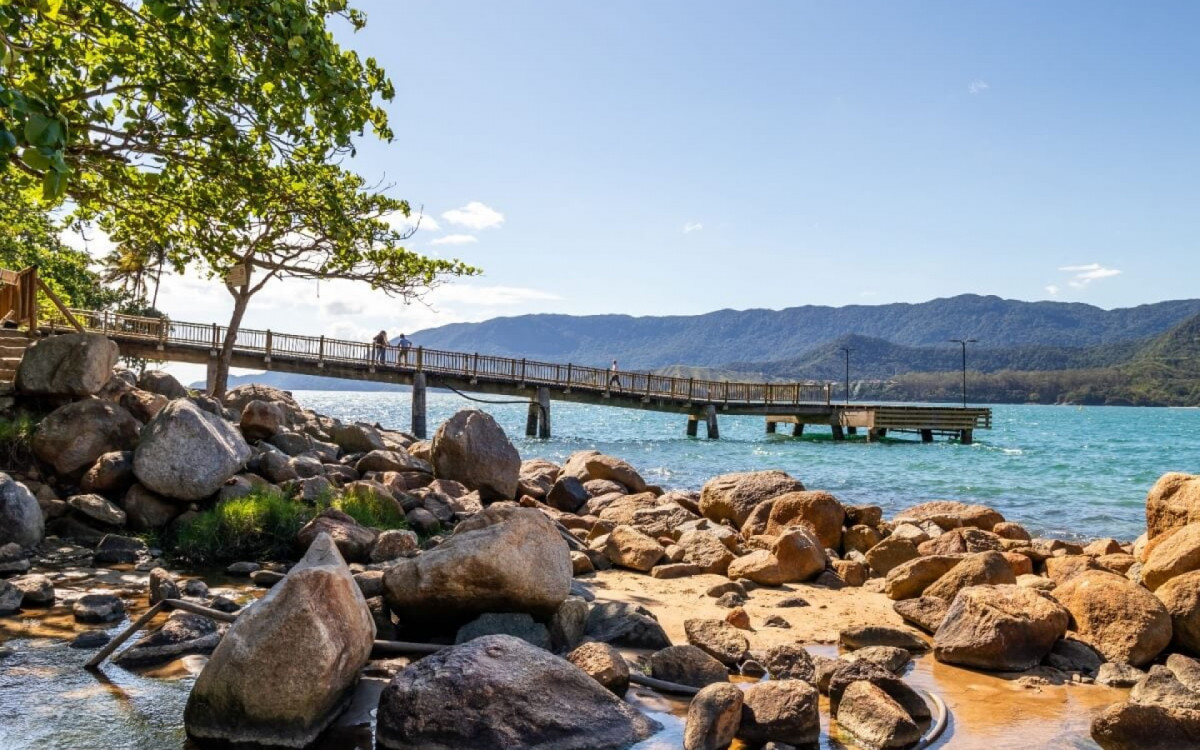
[44,307,834,406]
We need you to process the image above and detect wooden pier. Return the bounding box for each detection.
[1,268,990,443]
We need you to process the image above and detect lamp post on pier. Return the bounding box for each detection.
[949,338,977,407]
[840,346,853,405]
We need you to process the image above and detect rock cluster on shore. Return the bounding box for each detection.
[7,332,1200,748]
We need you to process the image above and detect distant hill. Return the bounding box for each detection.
[410,295,1200,370]
[190,371,409,392]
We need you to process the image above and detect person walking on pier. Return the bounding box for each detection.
[608,359,622,392]
[398,333,412,364]
[372,330,388,364]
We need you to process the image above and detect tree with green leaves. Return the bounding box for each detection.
[1,0,393,202]
[100,155,479,398]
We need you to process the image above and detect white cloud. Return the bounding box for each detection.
[430,234,478,246]
[683,222,703,234]
[60,225,116,260]
[385,209,440,235]
[442,201,505,230]
[1045,284,1060,296]
[968,80,990,95]
[860,290,878,297]
[1058,263,1122,288]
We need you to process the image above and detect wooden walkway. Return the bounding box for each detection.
[25,306,990,442]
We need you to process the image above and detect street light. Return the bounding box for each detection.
[948,338,977,407]
[840,346,853,405]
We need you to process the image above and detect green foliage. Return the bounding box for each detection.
[173,489,312,565]
[333,486,409,531]
[1,0,394,202]
[0,413,36,470]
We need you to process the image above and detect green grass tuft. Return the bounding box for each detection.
[0,413,37,471]
[332,486,410,530]
[174,489,314,564]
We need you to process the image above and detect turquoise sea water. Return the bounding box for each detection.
[294,391,1200,542]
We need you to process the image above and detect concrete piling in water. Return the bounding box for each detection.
[411,372,427,439]
[537,387,551,439]
[705,404,719,439]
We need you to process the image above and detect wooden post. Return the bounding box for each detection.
[792,423,805,437]
[565,363,572,389]
[766,421,777,434]
[472,353,480,380]
[318,335,325,365]
[723,382,729,403]
[416,347,424,371]
[211,322,218,349]
[411,372,428,439]
[705,404,719,439]
[520,358,527,384]
[537,386,551,439]
[961,429,974,445]
[921,429,933,443]
[264,330,272,362]
[686,415,699,437]
[687,378,694,402]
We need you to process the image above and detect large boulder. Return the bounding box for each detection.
[649,645,729,688]
[567,641,630,697]
[895,501,1004,531]
[223,384,302,425]
[376,635,660,750]
[764,490,845,550]
[240,400,285,441]
[604,525,664,572]
[1155,571,1200,657]
[134,399,251,501]
[836,680,922,749]
[676,530,735,575]
[430,410,520,501]
[933,585,1070,671]
[384,506,571,625]
[685,682,743,750]
[699,470,805,527]
[1091,702,1200,750]
[123,483,181,531]
[923,551,1016,601]
[296,508,379,564]
[80,451,136,496]
[184,533,374,747]
[32,399,140,476]
[884,555,961,600]
[16,332,118,396]
[1055,570,1172,666]
[1147,473,1200,539]
[138,370,189,400]
[736,680,821,747]
[0,474,43,548]
[562,451,647,493]
[1143,523,1200,591]
[584,602,672,649]
[773,526,828,582]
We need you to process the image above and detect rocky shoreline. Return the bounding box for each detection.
[3,332,1200,749]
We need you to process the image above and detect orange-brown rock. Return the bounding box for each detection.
[1054,570,1172,666]
[1143,524,1200,591]
[1146,473,1200,540]
[764,491,845,550]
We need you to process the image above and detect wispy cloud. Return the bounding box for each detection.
[442,201,505,230]
[1059,263,1121,288]
[385,210,440,235]
[1045,284,1060,296]
[683,222,703,234]
[860,290,878,298]
[968,79,990,95]
[431,234,478,246]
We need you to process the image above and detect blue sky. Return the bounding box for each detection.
[71,0,1200,372]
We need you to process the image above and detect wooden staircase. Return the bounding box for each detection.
[0,328,30,385]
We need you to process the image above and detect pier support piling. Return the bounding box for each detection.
[792,423,804,437]
[411,372,427,439]
[921,429,933,443]
[205,357,218,396]
[526,401,539,437]
[686,415,698,437]
[960,429,973,445]
[537,386,551,439]
[868,427,886,442]
[831,425,845,441]
[766,421,777,434]
[846,426,858,436]
[705,404,719,439]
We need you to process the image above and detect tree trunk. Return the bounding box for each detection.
[212,290,250,400]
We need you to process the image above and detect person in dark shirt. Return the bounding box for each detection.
[372,330,387,364]
[397,333,412,364]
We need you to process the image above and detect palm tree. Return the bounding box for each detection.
[100,241,167,305]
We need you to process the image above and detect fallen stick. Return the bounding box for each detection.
[914,688,949,750]
[629,672,700,696]
[371,640,446,656]
[84,599,239,669]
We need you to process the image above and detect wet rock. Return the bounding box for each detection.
[0,581,21,614]
[73,593,125,623]
[376,635,660,750]
[114,611,222,666]
[185,533,375,747]
[181,579,209,598]
[0,474,43,548]
[148,568,179,605]
[839,625,928,652]
[456,612,551,649]
[384,506,571,625]
[430,410,520,501]
[17,332,118,396]
[209,595,240,614]
[93,533,146,565]
[67,493,126,527]
[1055,570,1172,666]
[1090,701,1200,749]
[70,630,112,649]
[828,660,930,719]
[700,470,805,527]
[835,680,922,749]
[8,574,53,606]
[685,618,750,666]
[737,680,820,747]
[0,543,31,575]
[567,641,630,697]
[761,644,815,683]
[585,601,671,649]
[685,682,743,750]
[934,584,1069,671]
[297,507,379,564]
[893,596,949,634]
[225,561,260,576]
[250,569,284,587]
[650,645,729,688]
[134,400,251,501]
